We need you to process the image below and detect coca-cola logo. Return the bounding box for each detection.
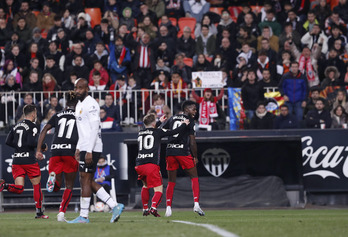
[302,136,348,179]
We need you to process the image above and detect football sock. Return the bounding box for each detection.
[166,182,176,207]
[7,184,24,194]
[59,188,72,213]
[80,197,90,218]
[96,187,116,209]
[151,192,162,209]
[141,187,150,210]
[53,181,61,192]
[191,177,200,203]
[33,183,43,208]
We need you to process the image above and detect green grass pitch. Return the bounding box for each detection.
[0,209,348,237]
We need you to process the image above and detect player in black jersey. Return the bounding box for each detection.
[135,113,189,217]
[36,92,78,222]
[162,100,205,217]
[0,104,48,219]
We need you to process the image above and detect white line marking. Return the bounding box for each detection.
[172,220,239,237]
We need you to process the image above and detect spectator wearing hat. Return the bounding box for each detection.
[71,12,91,43]
[26,27,48,53]
[192,87,224,130]
[108,36,131,84]
[120,0,141,19]
[36,2,56,32]
[119,7,136,32]
[249,101,275,130]
[12,1,37,30]
[305,98,332,128]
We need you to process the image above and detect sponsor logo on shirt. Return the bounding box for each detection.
[137,153,154,159]
[13,152,29,158]
[167,144,184,149]
[51,144,72,149]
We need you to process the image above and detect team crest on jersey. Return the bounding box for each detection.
[201,148,230,177]
[79,109,82,114]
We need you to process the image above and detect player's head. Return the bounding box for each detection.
[182,100,197,118]
[23,104,37,122]
[66,90,78,108]
[74,78,88,100]
[143,113,156,128]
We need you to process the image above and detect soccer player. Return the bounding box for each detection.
[0,104,48,219]
[136,113,189,217]
[163,100,205,217]
[36,91,79,222]
[68,78,124,223]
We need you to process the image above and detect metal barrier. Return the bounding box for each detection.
[0,87,279,126]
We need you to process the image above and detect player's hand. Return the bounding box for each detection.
[95,178,104,183]
[182,119,190,125]
[75,149,80,162]
[159,115,166,123]
[194,157,198,164]
[36,151,44,160]
[85,152,93,166]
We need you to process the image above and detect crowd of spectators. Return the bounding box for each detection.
[1,0,348,131]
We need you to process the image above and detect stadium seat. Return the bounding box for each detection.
[85,8,101,28]
[183,57,193,67]
[228,6,242,23]
[32,11,40,17]
[177,17,196,39]
[330,0,339,10]
[209,7,224,15]
[250,5,262,14]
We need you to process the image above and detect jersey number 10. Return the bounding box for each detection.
[138,135,154,150]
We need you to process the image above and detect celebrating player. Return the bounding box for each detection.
[36,91,78,222]
[0,104,48,219]
[163,100,205,217]
[136,113,189,217]
[68,78,124,224]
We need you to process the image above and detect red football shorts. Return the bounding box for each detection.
[12,163,41,180]
[135,163,162,188]
[49,156,78,174]
[166,155,195,171]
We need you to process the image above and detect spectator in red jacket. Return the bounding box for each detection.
[88,60,110,86]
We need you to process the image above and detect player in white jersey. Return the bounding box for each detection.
[68,79,124,224]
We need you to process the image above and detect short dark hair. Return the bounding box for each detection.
[23,104,36,116]
[143,113,156,126]
[66,91,78,107]
[182,100,196,111]
[93,71,101,77]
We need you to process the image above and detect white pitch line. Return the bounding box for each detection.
[172,220,239,237]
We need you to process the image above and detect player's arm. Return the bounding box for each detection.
[36,123,52,160]
[159,119,189,138]
[189,134,198,164]
[5,128,15,148]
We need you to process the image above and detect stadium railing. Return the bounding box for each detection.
[0,87,278,127]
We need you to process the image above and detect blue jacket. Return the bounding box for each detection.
[279,72,308,103]
[108,43,131,74]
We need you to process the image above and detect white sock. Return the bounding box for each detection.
[96,187,117,209]
[194,202,200,208]
[80,197,90,218]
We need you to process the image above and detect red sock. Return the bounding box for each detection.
[33,183,43,209]
[7,184,24,194]
[151,192,162,209]
[59,189,72,213]
[53,181,61,192]
[166,182,176,207]
[141,187,150,210]
[191,177,200,203]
